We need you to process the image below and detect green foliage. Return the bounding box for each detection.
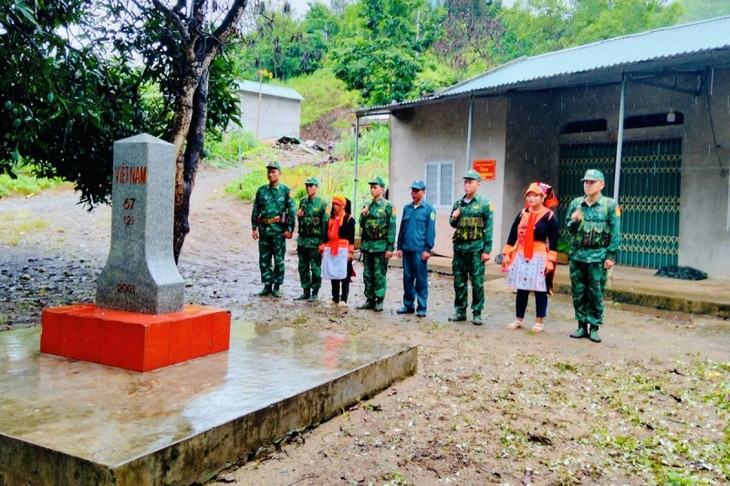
[679,0,730,23]
[326,0,440,105]
[282,69,360,126]
[0,0,153,206]
[226,124,390,207]
[500,0,682,60]
[233,3,340,81]
[431,0,506,71]
[205,130,262,168]
[0,168,61,198]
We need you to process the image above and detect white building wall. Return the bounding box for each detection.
[389,98,508,257]
[239,92,301,141]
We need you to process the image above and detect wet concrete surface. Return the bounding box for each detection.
[0,322,417,485]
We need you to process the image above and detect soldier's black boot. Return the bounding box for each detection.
[294,291,310,301]
[374,300,384,312]
[588,325,602,343]
[308,290,318,302]
[272,285,282,298]
[257,285,272,296]
[570,322,588,339]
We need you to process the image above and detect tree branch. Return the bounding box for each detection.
[152,0,190,41]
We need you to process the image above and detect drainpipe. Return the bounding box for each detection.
[614,75,626,201]
[608,74,627,286]
[353,115,360,208]
[466,94,475,172]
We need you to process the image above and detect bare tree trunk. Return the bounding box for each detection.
[154,0,248,263]
[173,68,209,262]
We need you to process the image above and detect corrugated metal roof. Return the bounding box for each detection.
[440,15,730,97]
[236,80,304,101]
[357,15,730,114]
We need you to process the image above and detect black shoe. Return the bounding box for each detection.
[396,307,415,315]
[588,325,602,343]
[570,323,588,339]
[272,285,282,298]
[416,309,427,318]
[308,292,318,302]
[374,301,384,312]
[257,285,272,296]
[294,292,310,301]
[448,313,466,322]
[357,300,375,310]
[472,314,483,326]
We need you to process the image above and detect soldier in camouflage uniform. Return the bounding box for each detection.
[295,177,329,301]
[448,170,493,326]
[251,162,296,298]
[565,169,622,343]
[357,176,396,312]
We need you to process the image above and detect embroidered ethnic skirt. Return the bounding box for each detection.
[507,251,547,292]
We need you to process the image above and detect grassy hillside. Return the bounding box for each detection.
[679,0,730,23]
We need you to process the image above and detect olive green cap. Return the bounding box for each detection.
[368,176,386,187]
[463,169,481,181]
[304,177,319,186]
[581,169,605,182]
[266,161,281,170]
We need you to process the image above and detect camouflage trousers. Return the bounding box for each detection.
[452,249,485,314]
[569,260,607,326]
[362,250,388,302]
[258,233,287,286]
[297,246,322,293]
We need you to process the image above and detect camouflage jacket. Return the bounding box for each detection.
[251,183,296,235]
[565,195,621,263]
[297,195,329,248]
[359,197,396,252]
[449,194,493,254]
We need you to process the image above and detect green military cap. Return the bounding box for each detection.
[368,175,386,187]
[463,169,481,181]
[304,177,319,186]
[266,161,281,170]
[581,169,605,182]
[410,179,426,190]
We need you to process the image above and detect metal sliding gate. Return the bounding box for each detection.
[558,139,682,269]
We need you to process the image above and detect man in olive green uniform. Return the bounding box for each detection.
[565,169,622,343]
[357,176,396,312]
[295,177,329,301]
[449,170,493,326]
[251,162,296,298]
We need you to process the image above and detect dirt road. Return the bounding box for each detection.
[1,165,728,485]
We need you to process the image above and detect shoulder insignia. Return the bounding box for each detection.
[430,212,436,221]
[615,205,622,217]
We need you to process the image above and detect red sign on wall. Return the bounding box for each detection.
[473,159,496,181]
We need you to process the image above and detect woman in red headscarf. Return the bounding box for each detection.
[320,194,356,306]
[501,183,560,333]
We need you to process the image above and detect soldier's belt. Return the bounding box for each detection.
[258,216,282,224]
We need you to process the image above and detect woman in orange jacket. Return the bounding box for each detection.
[501,183,559,333]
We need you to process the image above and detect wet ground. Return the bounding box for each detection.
[1,165,729,485]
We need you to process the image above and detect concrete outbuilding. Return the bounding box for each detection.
[235,80,304,141]
[357,16,730,280]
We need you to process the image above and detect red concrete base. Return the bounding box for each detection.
[40,304,231,372]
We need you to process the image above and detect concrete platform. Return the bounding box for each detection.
[0,324,417,485]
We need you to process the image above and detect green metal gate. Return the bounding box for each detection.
[558,139,681,268]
